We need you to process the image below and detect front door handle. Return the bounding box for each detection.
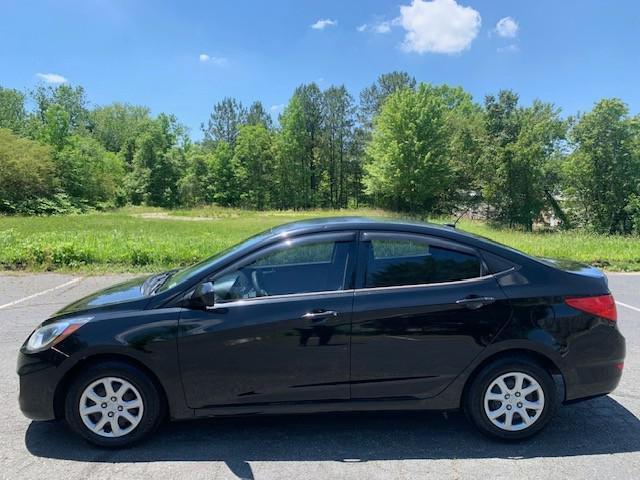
[455,296,496,310]
[302,310,338,323]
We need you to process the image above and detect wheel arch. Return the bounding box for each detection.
[53,353,169,420]
[461,347,566,405]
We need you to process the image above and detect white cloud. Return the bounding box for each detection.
[36,72,67,84]
[270,104,285,112]
[373,21,392,34]
[357,20,395,34]
[199,54,228,66]
[495,16,518,38]
[497,43,519,54]
[311,19,337,30]
[398,0,481,54]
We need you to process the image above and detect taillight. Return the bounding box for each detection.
[565,294,617,322]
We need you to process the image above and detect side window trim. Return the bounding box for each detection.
[356,230,487,290]
[356,273,497,293]
[360,231,478,256]
[251,244,337,269]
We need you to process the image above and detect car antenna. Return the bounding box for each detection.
[445,207,470,229]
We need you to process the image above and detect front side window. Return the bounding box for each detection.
[364,236,481,288]
[213,239,352,302]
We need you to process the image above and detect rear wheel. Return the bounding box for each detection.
[465,357,557,440]
[65,361,164,448]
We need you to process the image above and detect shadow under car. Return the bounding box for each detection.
[25,395,640,479]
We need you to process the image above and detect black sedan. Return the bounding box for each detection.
[17,217,625,447]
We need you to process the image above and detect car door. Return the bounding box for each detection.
[178,232,357,410]
[350,231,511,401]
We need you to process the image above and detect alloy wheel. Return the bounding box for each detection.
[78,376,144,438]
[483,371,545,431]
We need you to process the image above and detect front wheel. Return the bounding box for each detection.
[65,361,164,448]
[465,357,557,441]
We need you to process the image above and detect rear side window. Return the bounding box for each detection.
[365,236,481,288]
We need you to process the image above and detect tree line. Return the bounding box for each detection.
[1,72,639,234]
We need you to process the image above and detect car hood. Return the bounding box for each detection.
[54,276,150,316]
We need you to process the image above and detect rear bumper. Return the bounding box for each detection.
[563,361,624,403]
[562,327,625,403]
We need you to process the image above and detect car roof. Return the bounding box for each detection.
[263,216,531,263]
[268,216,446,235]
[266,216,477,243]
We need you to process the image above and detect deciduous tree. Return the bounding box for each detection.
[56,135,124,206]
[364,84,452,213]
[90,103,151,153]
[0,128,57,213]
[0,87,27,134]
[564,99,640,233]
[479,91,565,230]
[233,124,274,209]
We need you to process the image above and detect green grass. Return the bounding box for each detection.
[0,207,387,272]
[453,219,640,271]
[0,207,639,272]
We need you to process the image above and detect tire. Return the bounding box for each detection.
[64,361,164,448]
[465,356,557,441]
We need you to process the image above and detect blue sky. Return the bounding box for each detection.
[1,0,639,138]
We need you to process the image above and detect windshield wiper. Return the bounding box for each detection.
[152,268,180,293]
[141,269,179,296]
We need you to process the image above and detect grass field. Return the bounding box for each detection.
[1,206,639,272]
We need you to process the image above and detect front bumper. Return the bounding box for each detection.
[17,349,68,421]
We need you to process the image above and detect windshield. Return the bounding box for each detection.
[155,229,275,293]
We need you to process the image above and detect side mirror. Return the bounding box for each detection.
[189,281,216,310]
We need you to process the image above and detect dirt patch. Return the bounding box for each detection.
[131,212,218,222]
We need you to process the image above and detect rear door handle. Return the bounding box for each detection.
[302,310,338,323]
[455,296,496,310]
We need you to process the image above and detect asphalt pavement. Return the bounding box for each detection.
[1,271,639,480]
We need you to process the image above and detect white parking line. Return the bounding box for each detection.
[616,301,640,313]
[0,278,82,310]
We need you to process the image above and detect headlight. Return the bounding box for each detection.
[25,317,92,353]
